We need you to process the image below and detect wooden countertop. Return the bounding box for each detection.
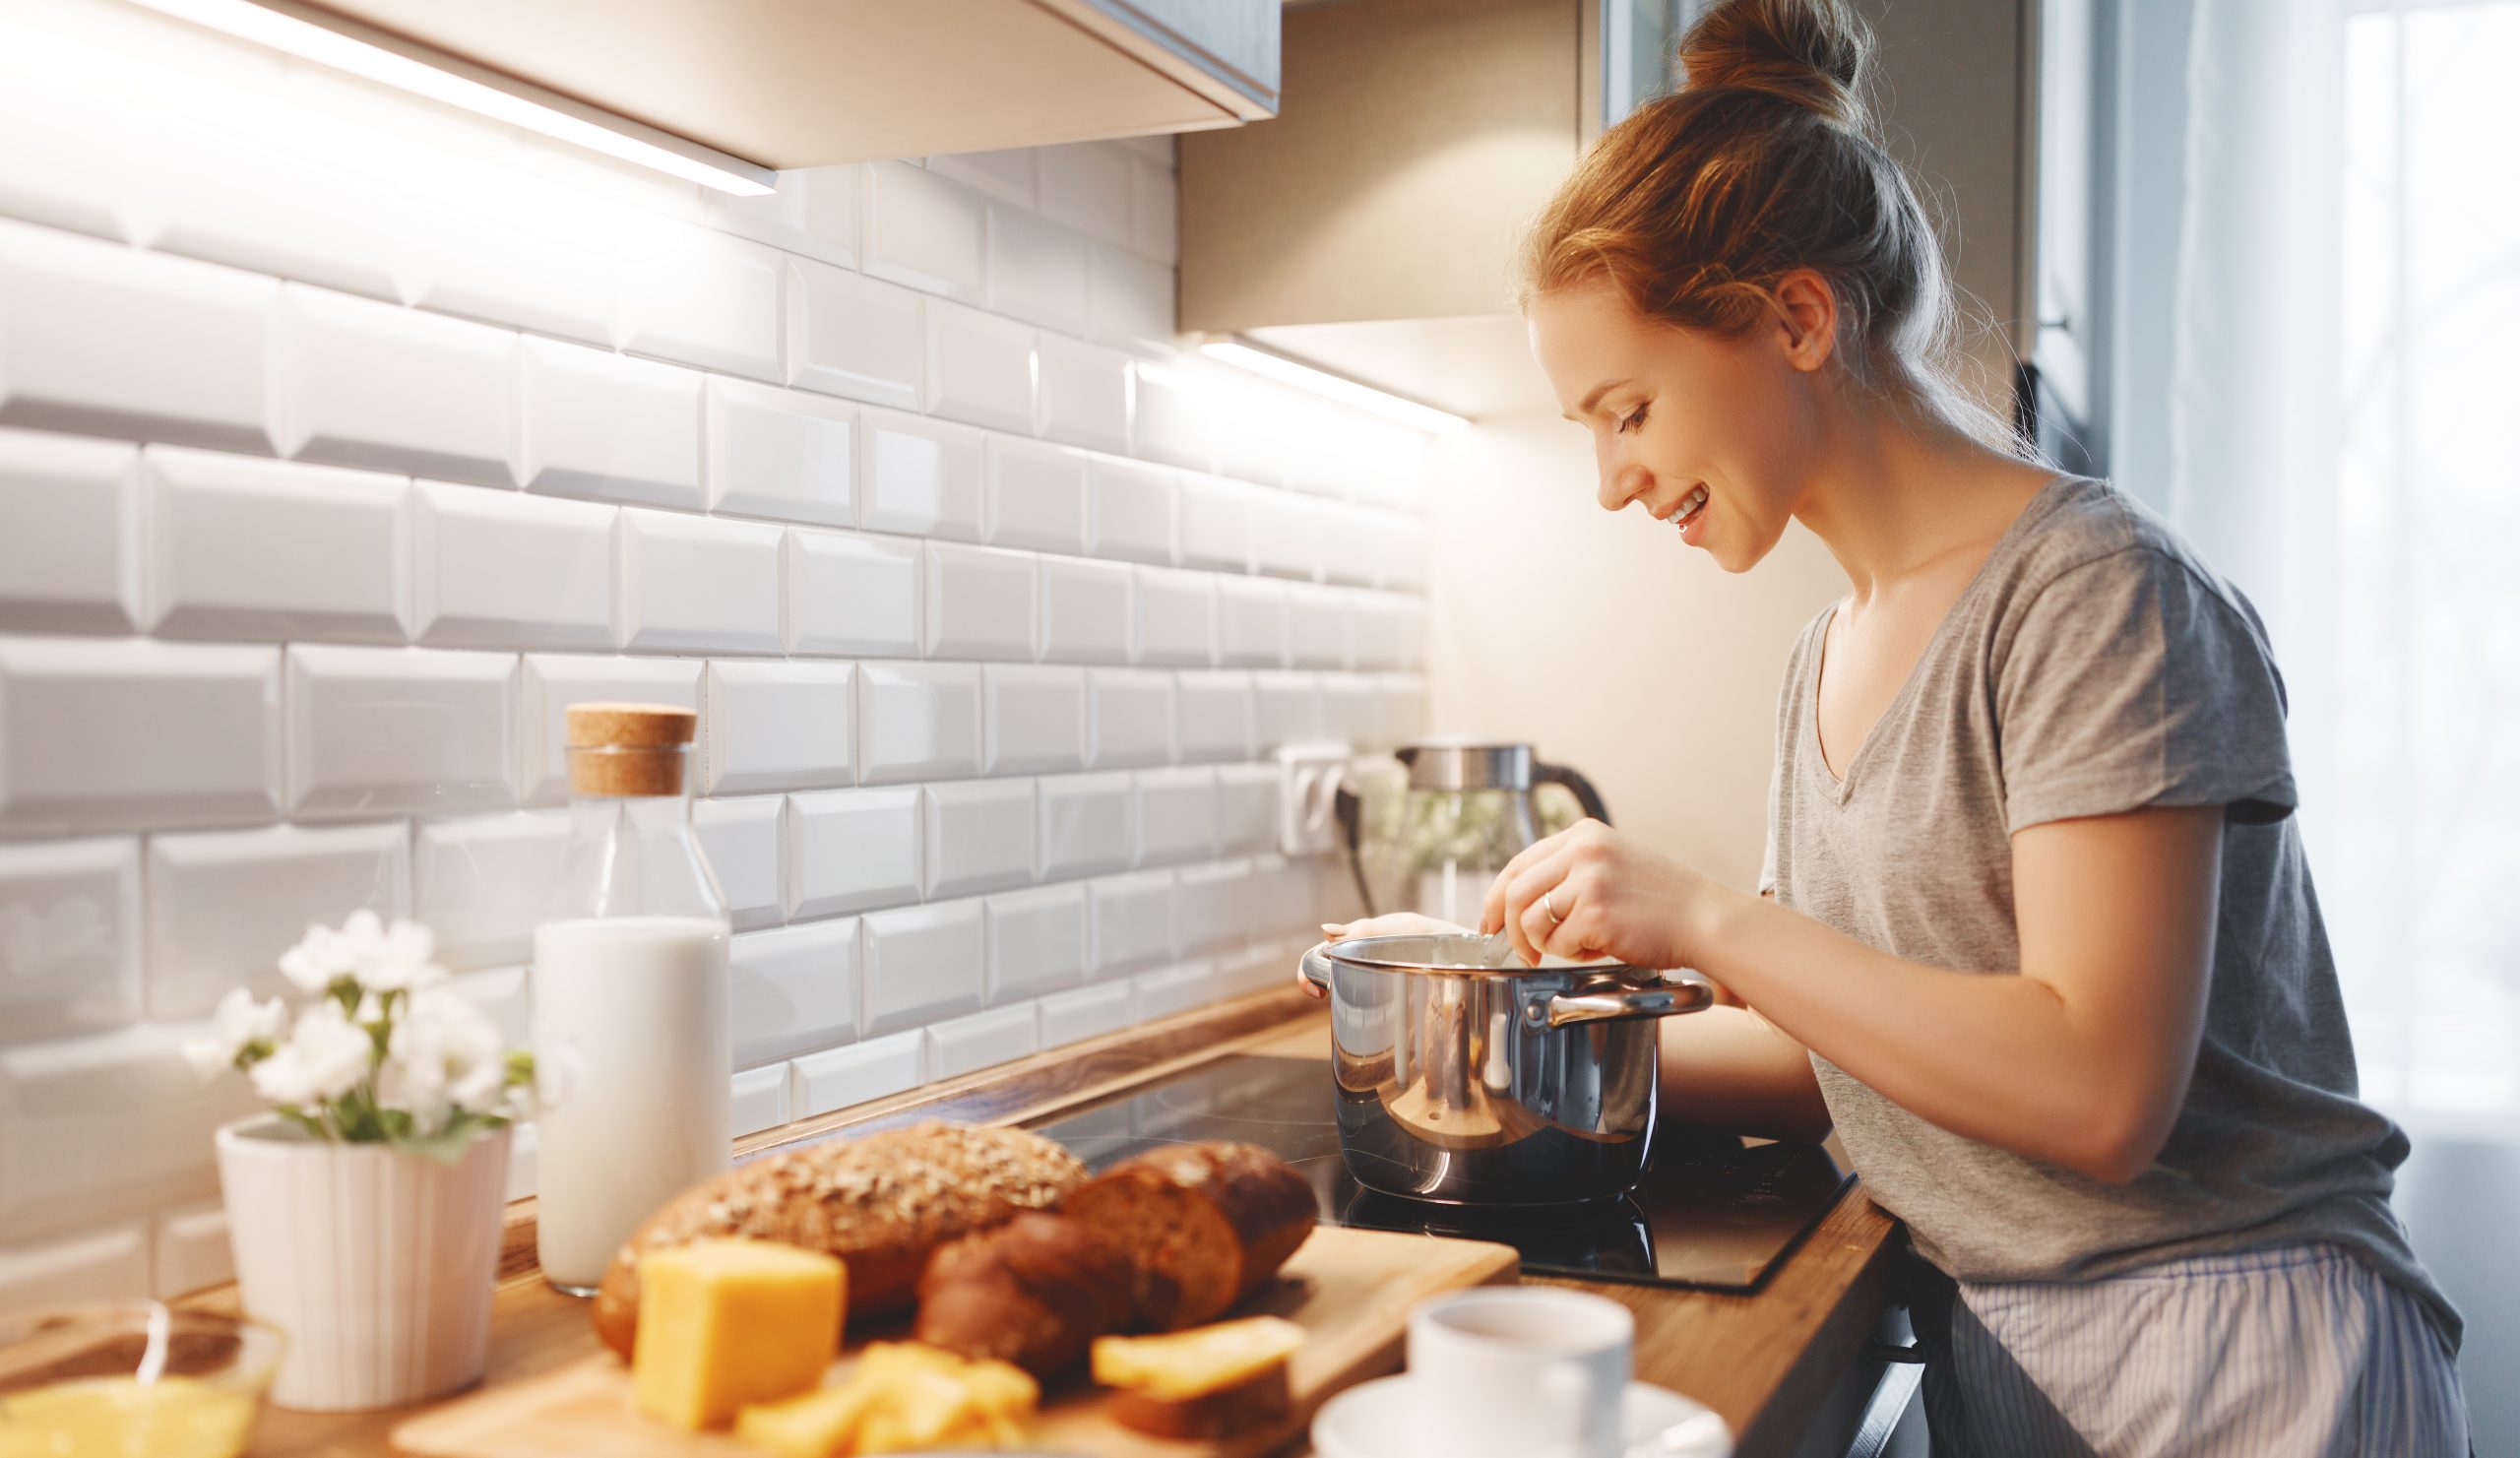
[192,988,1902,1458]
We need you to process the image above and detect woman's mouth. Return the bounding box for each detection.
[1670,484,1710,541]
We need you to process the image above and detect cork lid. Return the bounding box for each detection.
[564,702,697,796]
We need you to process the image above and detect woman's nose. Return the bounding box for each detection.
[1596,452,1652,513]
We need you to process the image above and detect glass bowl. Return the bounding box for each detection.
[0,1302,284,1458]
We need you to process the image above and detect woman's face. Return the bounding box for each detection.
[1526,280,1820,573]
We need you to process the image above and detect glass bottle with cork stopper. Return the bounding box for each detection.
[531,701,731,1297]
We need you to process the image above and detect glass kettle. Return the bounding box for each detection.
[1337,742,1612,924]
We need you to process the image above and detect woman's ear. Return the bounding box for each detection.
[1770,270,1840,373]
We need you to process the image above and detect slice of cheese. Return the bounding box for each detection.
[733,1379,881,1458]
[1091,1314,1306,1400]
[633,1238,846,1430]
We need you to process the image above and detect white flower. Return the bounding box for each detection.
[248,1000,374,1107]
[180,987,285,1077]
[278,910,446,996]
[382,989,507,1131]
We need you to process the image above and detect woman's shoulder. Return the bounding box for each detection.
[1993,475,2268,640]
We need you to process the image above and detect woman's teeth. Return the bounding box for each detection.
[1671,485,1710,528]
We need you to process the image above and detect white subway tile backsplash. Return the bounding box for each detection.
[0,38,145,243]
[1175,857,1253,957]
[1175,671,1255,764]
[1086,668,1173,771]
[931,151,1038,208]
[1037,771,1133,882]
[0,837,140,1046]
[863,161,986,301]
[861,897,983,1036]
[449,966,530,1047]
[730,918,858,1068]
[984,881,1086,1003]
[858,663,982,786]
[145,820,408,1020]
[1351,591,1417,671]
[0,1224,151,1308]
[1039,981,1133,1048]
[519,338,703,510]
[783,528,920,659]
[0,429,141,634]
[1036,340,1131,459]
[0,221,278,454]
[0,637,281,836]
[517,655,702,806]
[711,164,861,270]
[411,481,614,652]
[401,156,619,347]
[1177,475,1253,573]
[789,1029,924,1118]
[731,1063,791,1135]
[1382,672,1429,743]
[983,437,1089,555]
[1130,158,1179,266]
[924,300,1036,434]
[1036,144,1134,248]
[923,779,1035,900]
[1037,554,1132,665]
[1318,674,1384,751]
[277,284,518,486]
[615,225,784,383]
[925,1003,1039,1080]
[615,509,783,655]
[1216,577,1289,668]
[1320,502,1382,587]
[1253,670,1322,751]
[152,1198,231,1299]
[1135,767,1219,867]
[1216,764,1280,857]
[142,448,410,644]
[857,408,983,540]
[1127,361,1213,474]
[785,258,924,412]
[786,786,920,920]
[1089,869,1173,978]
[985,204,1088,336]
[1132,566,1216,666]
[704,660,854,795]
[1287,583,1352,670]
[707,379,855,527]
[1133,961,1218,1020]
[982,666,1085,777]
[411,809,567,971]
[0,1023,258,1244]
[924,541,1037,662]
[1087,457,1176,565]
[1252,490,1322,582]
[693,794,786,932]
[1087,245,1174,354]
[285,645,514,819]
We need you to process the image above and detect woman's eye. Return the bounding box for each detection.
[1616,406,1649,434]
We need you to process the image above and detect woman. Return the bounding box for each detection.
[1307,1,2469,1451]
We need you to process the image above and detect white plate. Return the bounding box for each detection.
[1311,1371,1733,1458]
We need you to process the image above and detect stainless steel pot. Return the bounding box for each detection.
[1298,933,1714,1206]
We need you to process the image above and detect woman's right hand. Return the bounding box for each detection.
[1295,914,1477,998]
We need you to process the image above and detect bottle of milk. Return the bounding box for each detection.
[532,702,731,1296]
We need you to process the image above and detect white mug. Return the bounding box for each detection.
[1406,1288,1634,1458]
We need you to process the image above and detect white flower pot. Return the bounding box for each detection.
[214,1115,513,1412]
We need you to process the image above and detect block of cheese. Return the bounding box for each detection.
[632,1238,846,1430]
[733,1342,1039,1455]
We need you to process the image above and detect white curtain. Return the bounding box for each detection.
[2110,0,2520,1126]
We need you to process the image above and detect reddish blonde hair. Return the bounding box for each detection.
[1518,0,2011,445]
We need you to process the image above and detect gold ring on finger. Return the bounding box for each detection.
[1542,890,1563,926]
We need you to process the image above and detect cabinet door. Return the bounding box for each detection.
[1071,0,1282,114]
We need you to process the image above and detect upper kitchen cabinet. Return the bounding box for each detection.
[287,0,1283,166]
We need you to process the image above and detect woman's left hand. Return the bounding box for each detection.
[1479,819,1728,968]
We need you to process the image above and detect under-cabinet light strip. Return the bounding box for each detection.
[1197,337,1474,436]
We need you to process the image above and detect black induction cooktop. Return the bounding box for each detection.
[1028,1053,1853,1293]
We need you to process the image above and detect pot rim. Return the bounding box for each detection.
[215,1111,514,1162]
[1313,932,1660,980]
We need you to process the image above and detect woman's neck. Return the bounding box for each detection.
[1791,391,2052,605]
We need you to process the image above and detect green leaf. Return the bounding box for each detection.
[391,1117,491,1165]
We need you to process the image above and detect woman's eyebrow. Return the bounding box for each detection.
[1565,377,1634,421]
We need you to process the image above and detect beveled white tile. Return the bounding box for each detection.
[1398,598,1429,671]
[924,299,1036,434]
[1036,554,1131,665]
[861,896,983,1036]
[984,881,1086,1003]
[1085,667,1172,771]
[863,161,987,300]
[857,662,981,785]
[1175,857,1253,957]
[1380,517,1431,593]
[694,795,786,932]
[1177,474,1253,573]
[152,1198,230,1299]
[1087,244,1175,353]
[1382,671,1429,744]
[0,32,148,244]
[1216,576,1290,668]
[615,224,784,383]
[1252,489,1322,582]
[1286,582,1352,670]
[931,151,1036,208]
[0,637,281,836]
[519,338,703,510]
[730,918,858,1068]
[0,429,141,634]
[1035,336,1131,455]
[0,1223,151,1307]
[985,204,1088,335]
[1039,981,1132,1048]
[1132,565,1216,666]
[1216,763,1280,856]
[983,436,1089,555]
[0,220,278,454]
[1320,501,1382,587]
[517,655,701,806]
[789,1029,924,1118]
[0,837,140,1046]
[400,153,619,348]
[1037,771,1133,882]
[276,283,518,486]
[1175,670,1255,763]
[411,480,613,652]
[783,527,921,659]
[785,786,920,920]
[706,378,855,527]
[1127,359,1213,473]
[1252,670,1322,751]
[925,541,1037,662]
[1036,144,1134,248]
[856,407,982,539]
[286,645,515,820]
[142,447,409,644]
[730,1063,791,1134]
[1089,869,1173,978]
[1086,456,1176,565]
[982,665,1085,777]
[704,660,854,795]
[1118,133,1177,166]
[444,966,530,1050]
[411,809,567,971]
[1133,960,1218,1020]
[1135,766,1218,866]
[1130,157,1178,265]
[145,820,409,1020]
[1244,854,1310,944]
[1351,590,1418,670]
[922,779,1036,900]
[1318,673,1384,751]
[925,1003,1039,1080]
[710,164,860,270]
[0,1024,259,1244]
[782,258,923,412]
[614,508,783,655]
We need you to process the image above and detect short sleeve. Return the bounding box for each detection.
[1993,547,2296,834]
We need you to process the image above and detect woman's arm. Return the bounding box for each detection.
[1480,806,2225,1182]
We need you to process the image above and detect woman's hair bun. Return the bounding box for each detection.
[1677,0,1874,132]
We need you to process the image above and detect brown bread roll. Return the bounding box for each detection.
[1061,1142,1317,1331]
[590,1121,1087,1361]
[912,1212,1138,1377]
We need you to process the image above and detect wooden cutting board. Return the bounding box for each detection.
[391,1225,1518,1458]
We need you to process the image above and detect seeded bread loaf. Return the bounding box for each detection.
[591,1121,1087,1361]
[912,1212,1138,1376]
[1061,1142,1317,1331]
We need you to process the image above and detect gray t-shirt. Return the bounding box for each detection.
[1764,475,2458,1344]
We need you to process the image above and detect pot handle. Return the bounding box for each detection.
[1299,942,1337,992]
[1523,977,1715,1030]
